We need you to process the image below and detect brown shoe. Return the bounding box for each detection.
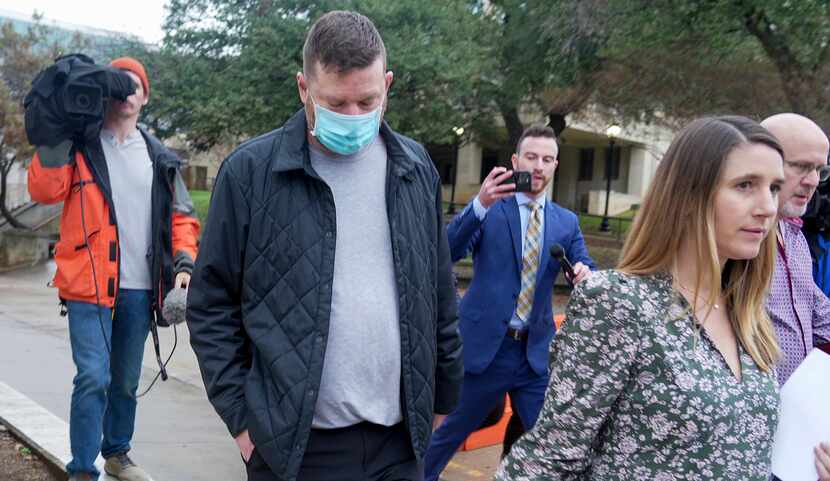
[103,452,151,481]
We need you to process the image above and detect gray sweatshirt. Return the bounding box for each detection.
[101,128,153,290]
[309,136,403,429]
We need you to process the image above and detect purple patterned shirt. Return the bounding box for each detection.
[766,220,830,385]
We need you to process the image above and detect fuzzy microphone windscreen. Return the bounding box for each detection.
[161,287,188,325]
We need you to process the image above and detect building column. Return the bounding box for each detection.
[451,142,483,204]
[626,146,654,201]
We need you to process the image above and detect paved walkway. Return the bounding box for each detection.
[0,261,502,481]
[0,262,244,480]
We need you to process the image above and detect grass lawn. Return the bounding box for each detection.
[190,190,211,226]
[579,209,636,237]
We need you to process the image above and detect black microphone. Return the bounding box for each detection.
[550,243,575,284]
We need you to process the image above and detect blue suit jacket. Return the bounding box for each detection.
[448,196,595,376]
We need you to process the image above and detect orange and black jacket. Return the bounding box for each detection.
[28,128,200,322]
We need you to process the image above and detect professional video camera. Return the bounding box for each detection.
[803,178,830,235]
[23,53,136,148]
[802,173,830,295]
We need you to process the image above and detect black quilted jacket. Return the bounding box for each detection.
[186,110,463,480]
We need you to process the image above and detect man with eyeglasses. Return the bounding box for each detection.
[761,114,830,480]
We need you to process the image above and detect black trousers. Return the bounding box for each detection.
[246,422,423,481]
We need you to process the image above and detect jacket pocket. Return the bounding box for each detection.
[52,230,100,298]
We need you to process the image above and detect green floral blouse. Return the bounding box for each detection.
[496,270,779,481]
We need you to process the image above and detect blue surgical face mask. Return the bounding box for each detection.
[309,95,382,155]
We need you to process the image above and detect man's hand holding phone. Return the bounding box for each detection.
[479,167,520,208]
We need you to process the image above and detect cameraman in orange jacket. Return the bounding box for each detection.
[27,56,199,481]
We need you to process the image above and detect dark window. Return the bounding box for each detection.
[604,146,621,180]
[426,143,458,185]
[480,148,500,183]
[578,148,594,181]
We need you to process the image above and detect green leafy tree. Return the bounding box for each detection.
[0,81,30,229]
[0,19,63,229]
[466,0,614,151]
[148,0,830,164]
[531,0,830,128]
[617,0,829,124]
[148,0,492,150]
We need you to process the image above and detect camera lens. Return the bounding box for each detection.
[63,82,104,116]
[75,93,91,110]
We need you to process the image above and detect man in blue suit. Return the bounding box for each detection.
[424,124,594,480]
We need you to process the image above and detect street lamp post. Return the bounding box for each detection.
[599,124,621,232]
[447,126,465,214]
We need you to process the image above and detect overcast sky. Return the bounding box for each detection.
[0,0,168,43]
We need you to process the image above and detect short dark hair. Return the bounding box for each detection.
[516,124,557,154]
[303,11,387,78]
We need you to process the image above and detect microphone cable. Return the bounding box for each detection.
[75,153,175,400]
[136,322,177,398]
[76,173,112,355]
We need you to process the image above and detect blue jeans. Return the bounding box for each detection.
[65,289,151,478]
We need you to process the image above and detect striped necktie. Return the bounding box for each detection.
[516,202,542,322]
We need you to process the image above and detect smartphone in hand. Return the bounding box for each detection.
[501,171,532,192]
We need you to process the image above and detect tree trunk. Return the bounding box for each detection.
[548,113,567,136]
[0,159,29,230]
[500,104,525,158]
[741,6,826,119]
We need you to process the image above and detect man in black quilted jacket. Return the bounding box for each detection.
[186,10,463,481]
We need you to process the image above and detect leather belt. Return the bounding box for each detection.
[506,327,528,341]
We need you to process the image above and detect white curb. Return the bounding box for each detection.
[0,381,155,480]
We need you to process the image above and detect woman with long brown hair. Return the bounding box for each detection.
[496,116,785,480]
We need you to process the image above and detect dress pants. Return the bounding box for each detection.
[424,335,549,481]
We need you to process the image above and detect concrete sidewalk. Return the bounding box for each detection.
[0,261,245,480]
[0,261,501,481]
